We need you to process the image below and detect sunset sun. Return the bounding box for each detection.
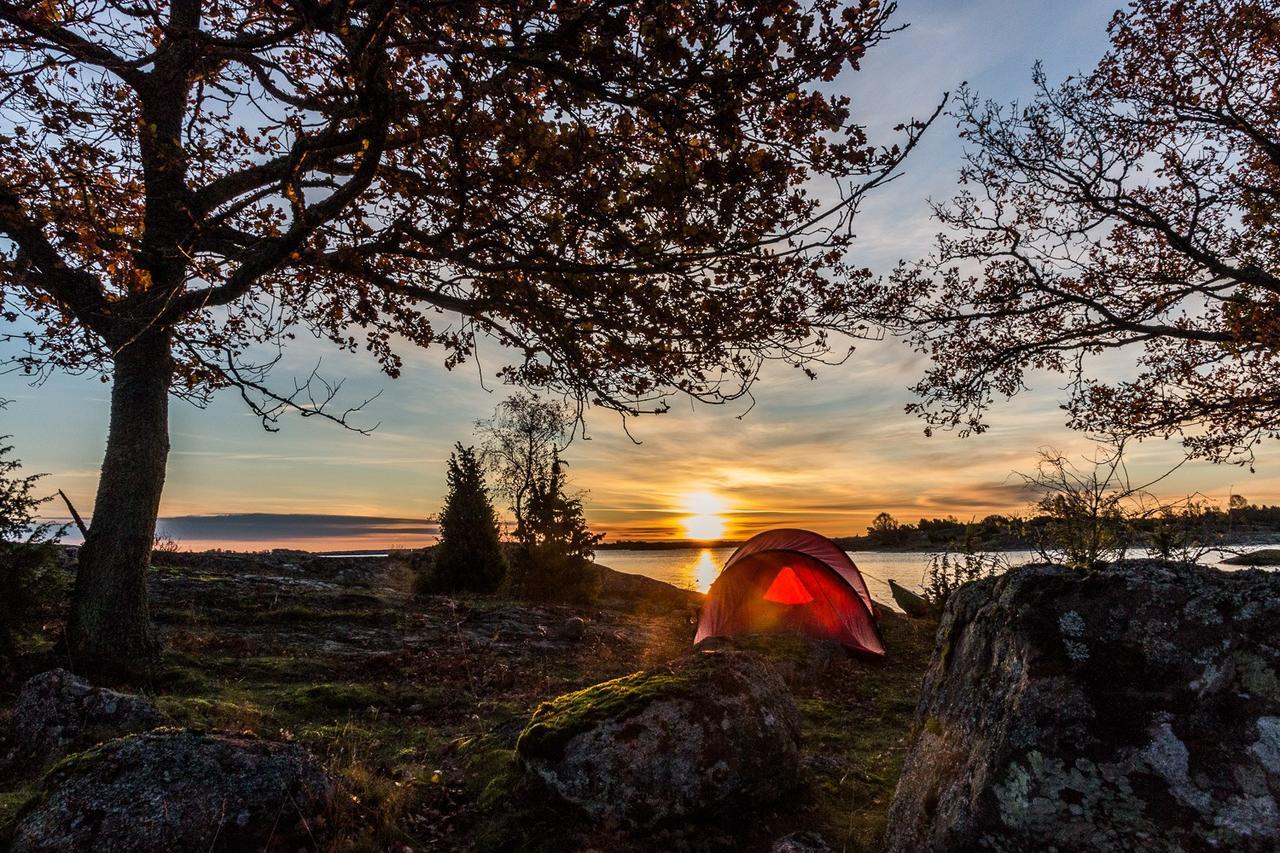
[679,491,729,541]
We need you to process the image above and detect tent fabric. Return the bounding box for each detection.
[762,566,814,605]
[696,530,885,656]
[722,527,875,613]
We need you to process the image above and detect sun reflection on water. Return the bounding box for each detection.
[693,549,720,592]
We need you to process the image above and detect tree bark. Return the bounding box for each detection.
[69,330,173,669]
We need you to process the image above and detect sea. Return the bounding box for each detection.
[596,545,1278,606]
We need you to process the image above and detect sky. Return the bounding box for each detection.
[7,0,1280,550]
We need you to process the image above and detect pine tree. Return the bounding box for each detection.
[421,444,506,594]
[508,456,604,604]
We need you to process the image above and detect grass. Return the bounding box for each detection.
[0,555,936,852]
[0,786,39,841]
[788,616,937,851]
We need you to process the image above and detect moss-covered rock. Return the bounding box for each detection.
[887,561,1280,852]
[4,669,165,771]
[10,728,331,852]
[517,648,800,829]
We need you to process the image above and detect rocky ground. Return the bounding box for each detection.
[0,550,935,851]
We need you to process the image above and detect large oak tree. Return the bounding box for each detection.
[0,0,928,667]
[877,0,1280,465]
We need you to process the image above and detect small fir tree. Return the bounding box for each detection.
[508,456,604,604]
[421,444,507,594]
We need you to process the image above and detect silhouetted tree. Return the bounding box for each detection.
[507,455,604,603]
[478,393,572,542]
[875,0,1280,466]
[867,511,907,547]
[478,393,601,602]
[0,0,934,666]
[419,444,506,594]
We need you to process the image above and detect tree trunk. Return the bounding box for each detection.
[69,330,173,669]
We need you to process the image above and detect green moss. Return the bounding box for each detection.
[515,657,714,762]
[286,682,455,717]
[459,741,521,810]
[295,683,387,711]
[155,666,213,693]
[155,695,258,729]
[43,739,115,782]
[721,631,823,659]
[231,655,334,682]
[0,786,40,835]
[1236,651,1280,700]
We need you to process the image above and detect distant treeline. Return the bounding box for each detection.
[832,502,1280,552]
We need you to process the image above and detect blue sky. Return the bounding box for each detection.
[6,0,1280,549]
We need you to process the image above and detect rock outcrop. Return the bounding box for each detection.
[7,669,165,768]
[517,648,800,828]
[887,561,1280,852]
[10,728,331,852]
[1223,548,1280,566]
[772,830,834,852]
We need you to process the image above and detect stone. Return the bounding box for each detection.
[772,830,834,852]
[7,669,165,768]
[558,616,587,641]
[886,560,1280,852]
[11,728,332,852]
[516,648,800,828]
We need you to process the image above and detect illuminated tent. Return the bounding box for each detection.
[695,528,885,656]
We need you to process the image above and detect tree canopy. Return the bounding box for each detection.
[874,0,1280,465]
[0,0,932,665]
[1,0,928,418]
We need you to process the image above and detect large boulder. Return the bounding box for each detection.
[887,561,1280,852]
[10,728,332,852]
[6,669,165,768]
[517,648,800,828]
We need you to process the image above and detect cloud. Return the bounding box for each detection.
[156,512,436,540]
[51,513,439,550]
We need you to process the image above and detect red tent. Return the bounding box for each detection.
[695,528,885,656]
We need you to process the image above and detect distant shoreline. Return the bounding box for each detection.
[599,533,1280,553]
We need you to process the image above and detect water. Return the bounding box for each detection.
[596,545,1277,607]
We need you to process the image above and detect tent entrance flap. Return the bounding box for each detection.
[762,566,814,605]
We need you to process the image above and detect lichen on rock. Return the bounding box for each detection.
[886,560,1280,852]
[10,728,331,852]
[4,669,165,771]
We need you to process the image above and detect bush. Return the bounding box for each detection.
[922,550,1006,608]
[0,541,70,650]
[0,430,67,666]
[505,542,600,606]
[1140,497,1224,564]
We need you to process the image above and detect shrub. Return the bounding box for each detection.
[922,550,1007,608]
[0,433,67,664]
[1140,497,1224,564]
